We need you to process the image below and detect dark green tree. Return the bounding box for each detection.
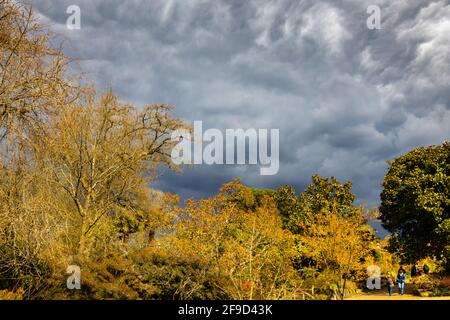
[380,142,450,267]
[275,175,358,235]
[299,175,357,219]
[274,185,303,233]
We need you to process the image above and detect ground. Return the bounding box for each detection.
[345,283,450,300]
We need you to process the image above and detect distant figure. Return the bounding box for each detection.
[387,273,395,296]
[423,264,430,275]
[411,263,420,277]
[397,269,406,295]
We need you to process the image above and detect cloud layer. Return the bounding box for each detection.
[32,0,450,211]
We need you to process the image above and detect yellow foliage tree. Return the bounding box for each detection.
[298,208,374,299]
[159,180,303,300]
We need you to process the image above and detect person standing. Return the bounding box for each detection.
[387,273,395,296]
[397,269,406,295]
[423,264,430,275]
[411,263,420,277]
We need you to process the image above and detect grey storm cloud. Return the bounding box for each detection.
[31,0,450,211]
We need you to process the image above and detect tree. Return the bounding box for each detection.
[0,0,189,298]
[0,0,80,142]
[156,180,303,300]
[274,185,303,233]
[273,176,376,299]
[299,175,358,220]
[0,0,82,296]
[0,91,186,297]
[34,91,186,259]
[298,208,375,299]
[275,176,359,236]
[380,142,450,267]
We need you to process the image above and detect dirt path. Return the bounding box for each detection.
[345,283,450,300]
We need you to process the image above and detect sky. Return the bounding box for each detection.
[31,0,450,221]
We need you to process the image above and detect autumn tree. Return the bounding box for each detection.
[298,208,375,299]
[152,180,303,300]
[0,0,191,299]
[0,0,80,142]
[273,176,377,299]
[0,0,82,296]
[34,92,186,258]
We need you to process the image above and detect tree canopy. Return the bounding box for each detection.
[380,142,450,266]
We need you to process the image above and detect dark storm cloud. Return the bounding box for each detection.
[31,0,450,209]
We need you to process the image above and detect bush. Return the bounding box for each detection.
[415,275,440,290]
[0,288,24,300]
[413,274,450,297]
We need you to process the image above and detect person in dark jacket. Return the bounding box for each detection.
[423,264,430,275]
[411,263,420,277]
[397,269,406,295]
